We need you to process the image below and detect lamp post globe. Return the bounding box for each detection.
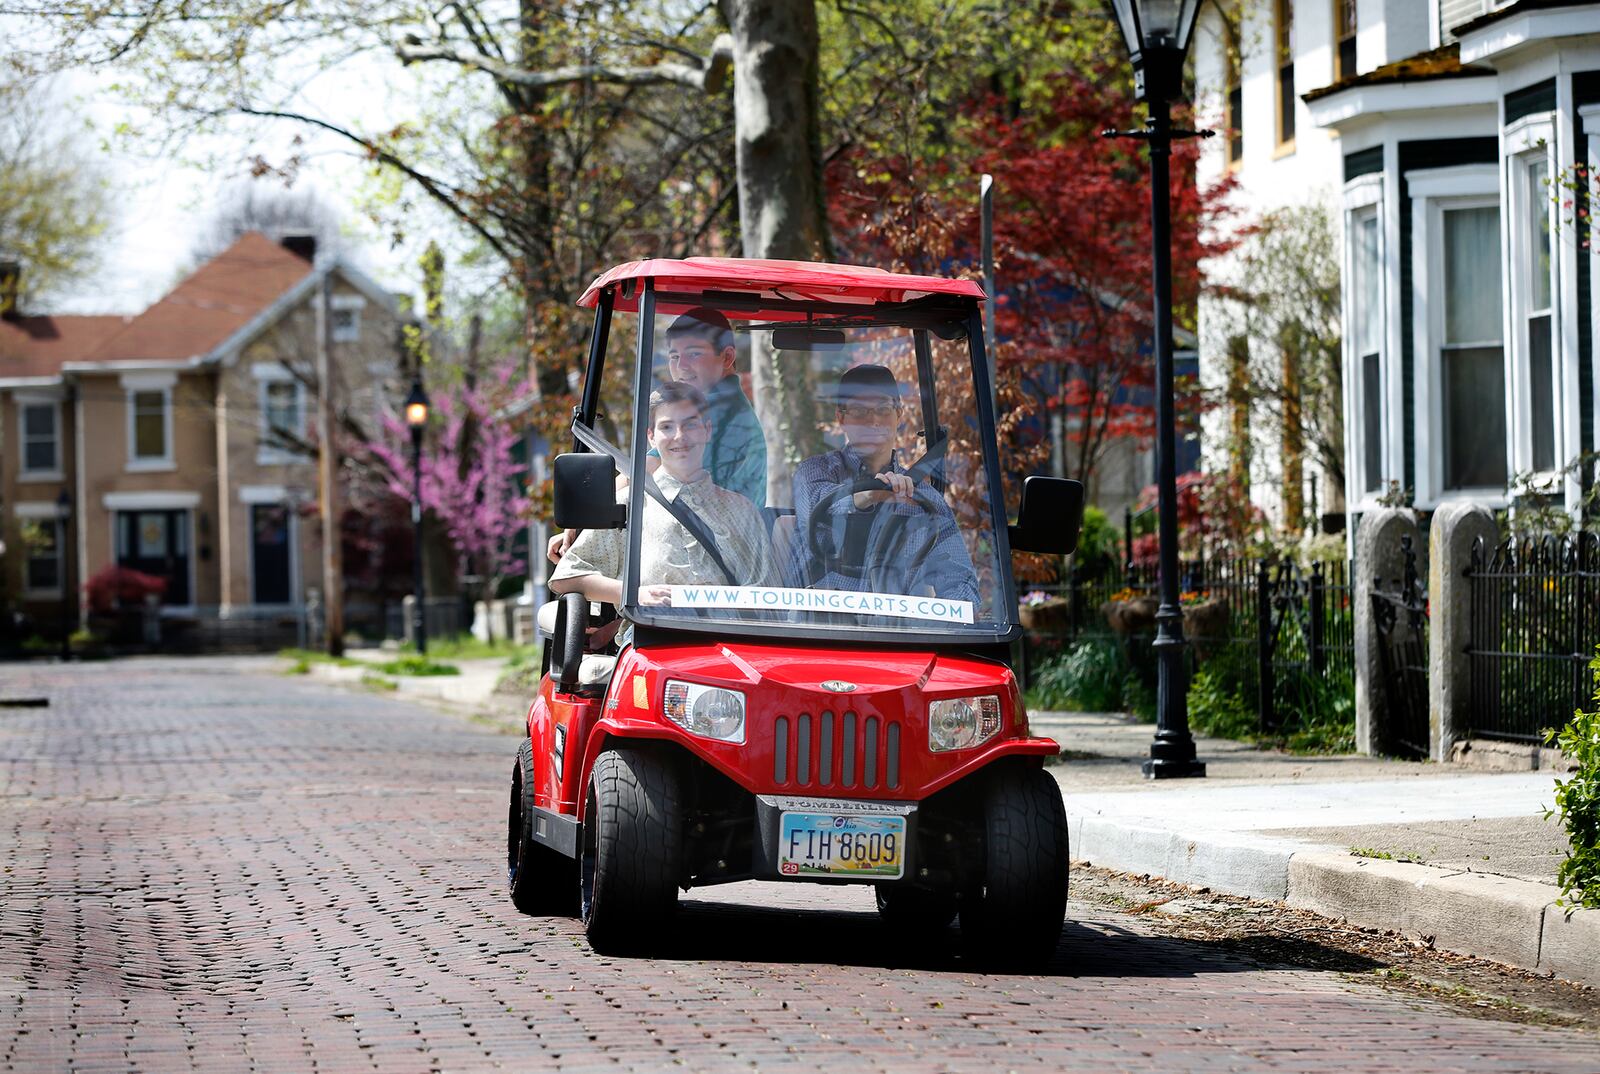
[1105,0,1203,102]
[405,377,430,655]
[404,380,431,428]
[1105,0,1207,778]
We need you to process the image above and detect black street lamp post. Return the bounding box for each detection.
[1105,0,1207,779]
[404,377,431,655]
[55,488,73,662]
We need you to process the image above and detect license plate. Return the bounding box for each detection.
[778,811,905,879]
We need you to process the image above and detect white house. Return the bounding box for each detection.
[1193,0,1600,527]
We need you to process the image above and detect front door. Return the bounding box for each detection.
[251,504,293,605]
[117,510,190,606]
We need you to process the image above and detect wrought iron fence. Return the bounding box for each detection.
[1255,559,1356,732]
[1024,553,1356,730]
[1466,532,1599,743]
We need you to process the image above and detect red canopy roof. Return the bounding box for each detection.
[576,257,986,317]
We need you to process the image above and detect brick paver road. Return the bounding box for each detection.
[1,659,1594,1073]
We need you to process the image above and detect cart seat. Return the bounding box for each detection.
[536,600,618,687]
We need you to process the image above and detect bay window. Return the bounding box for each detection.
[1440,204,1507,490]
[1352,208,1384,492]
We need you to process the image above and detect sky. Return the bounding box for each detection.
[44,50,486,320]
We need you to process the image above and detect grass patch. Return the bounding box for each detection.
[1349,846,1424,864]
[374,654,460,677]
[279,647,362,669]
[399,634,532,662]
[1026,639,1155,720]
[360,673,399,692]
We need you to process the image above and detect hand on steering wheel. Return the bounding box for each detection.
[807,474,942,584]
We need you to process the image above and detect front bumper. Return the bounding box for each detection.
[753,794,919,883]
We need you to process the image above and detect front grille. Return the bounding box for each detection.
[773,710,901,790]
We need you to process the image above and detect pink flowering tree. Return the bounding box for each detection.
[370,363,535,637]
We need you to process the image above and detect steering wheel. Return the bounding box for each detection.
[806,475,944,588]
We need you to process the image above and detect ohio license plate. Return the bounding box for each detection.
[778,811,905,879]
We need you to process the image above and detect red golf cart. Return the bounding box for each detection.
[507,258,1084,964]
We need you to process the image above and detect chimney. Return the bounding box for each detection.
[0,260,20,320]
[281,235,318,262]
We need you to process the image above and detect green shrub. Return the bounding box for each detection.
[1188,665,1256,740]
[1028,639,1128,713]
[375,655,460,677]
[1073,507,1121,575]
[1281,669,1356,754]
[1546,651,1600,910]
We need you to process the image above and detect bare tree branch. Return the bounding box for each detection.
[395,32,734,94]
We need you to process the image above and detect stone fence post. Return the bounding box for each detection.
[1354,508,1421,755]
[1429,503,1497,762]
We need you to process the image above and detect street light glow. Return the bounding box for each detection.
[404,379,431,428]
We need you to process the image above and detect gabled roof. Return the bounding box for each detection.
[0,232,399,385]
[1302,44,1493,104]
[0,315,128,381]
[81,231,316,364]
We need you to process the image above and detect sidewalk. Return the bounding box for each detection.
[1038,711,1597,987]
[297,649,526,727]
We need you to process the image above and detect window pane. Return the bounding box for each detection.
[1528,160,1551,311]
[134,391,166,458]
[1443,207,1502,345]
[1278,64,1296,142]
[1227,85,1242,162]
[1530,313,1555,471]
[265,382,299,436]
[1443,345,1507,489]
[137,513,168,558]
[23,404,55,437]
[1353,212,1381,357]
[1362,352,1383,492]
[24,439,56,472]
[26,521,60,591]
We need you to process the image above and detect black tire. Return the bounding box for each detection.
[579,745,684,953]
[874,884,958,932]
[507,738,578,916]
[959,764,1069,969]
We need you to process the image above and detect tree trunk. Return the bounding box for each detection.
[1226,334,1251,497]
[518,0,567,401]
[720,0,832,505]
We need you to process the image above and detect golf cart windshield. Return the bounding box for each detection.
[568,262,1018,645]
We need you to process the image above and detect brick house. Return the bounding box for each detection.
[0,232,403,641]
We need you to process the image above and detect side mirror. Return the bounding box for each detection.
[553,453,626,530]
[1009,476,1085,556]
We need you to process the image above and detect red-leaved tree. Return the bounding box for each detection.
[969,70,1239,493]
[369,363,535,632]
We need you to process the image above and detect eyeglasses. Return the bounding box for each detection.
[840,403,900,421]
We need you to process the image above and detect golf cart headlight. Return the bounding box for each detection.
[663,680,746,744]
[928,695,1002,752]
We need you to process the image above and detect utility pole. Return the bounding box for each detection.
[316,272,345,655]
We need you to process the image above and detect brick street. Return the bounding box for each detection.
[1,659,1594,1073]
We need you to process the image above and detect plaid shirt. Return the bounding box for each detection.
[790,446,979,606]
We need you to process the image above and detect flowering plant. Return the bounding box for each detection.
[1021,590,1055,607]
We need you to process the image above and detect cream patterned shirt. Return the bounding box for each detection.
[551,470,780,594]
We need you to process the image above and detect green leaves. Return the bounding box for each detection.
[1544,651,1600,909]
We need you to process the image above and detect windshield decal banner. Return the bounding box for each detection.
[670,585,975,625]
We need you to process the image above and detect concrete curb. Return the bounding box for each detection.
[1069,813,1598,987]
